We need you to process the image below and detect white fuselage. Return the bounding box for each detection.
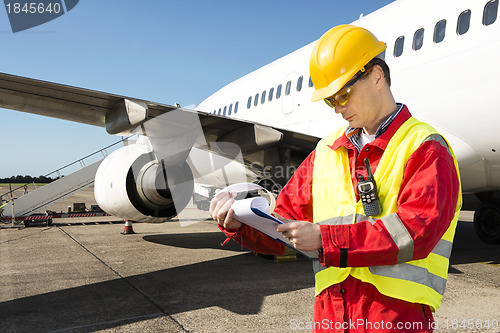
[196,0,500,193]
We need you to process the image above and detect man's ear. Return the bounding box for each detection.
[372,64,385,87]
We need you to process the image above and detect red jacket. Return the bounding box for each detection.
[219,106,460,269]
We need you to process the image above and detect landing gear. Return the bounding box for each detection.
[256,178,282,195]
[196,201,210,211]
[473,203,500,244]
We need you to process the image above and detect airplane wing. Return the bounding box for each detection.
[0,72,176,134]
[0,71,319,160]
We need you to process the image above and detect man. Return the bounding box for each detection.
[210,25,461,332]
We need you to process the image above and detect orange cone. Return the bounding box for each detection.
[121,220,136,234]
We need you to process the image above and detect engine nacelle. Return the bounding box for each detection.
[95,143,194,222]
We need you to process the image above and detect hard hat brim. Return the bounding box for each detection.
[311,70,357,102]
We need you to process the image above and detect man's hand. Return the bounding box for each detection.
[209,191,242,229]
[276,218,322,252]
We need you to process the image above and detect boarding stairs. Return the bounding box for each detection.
[1,137,130,219]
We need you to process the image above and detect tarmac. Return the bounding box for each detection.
[1,187,499,332]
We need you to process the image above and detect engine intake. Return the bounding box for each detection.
[127,154,193,218]
[95,143,193,222]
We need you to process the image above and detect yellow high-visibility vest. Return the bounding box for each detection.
[312,117,462,312]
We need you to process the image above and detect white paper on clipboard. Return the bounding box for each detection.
[218,183,319,260]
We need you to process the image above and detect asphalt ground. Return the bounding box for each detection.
[1,187,499,332]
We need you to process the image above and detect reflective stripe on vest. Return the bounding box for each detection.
[312,117,462,312]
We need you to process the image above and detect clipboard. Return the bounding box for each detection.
[250,207,319,260]
[219,183,318,260]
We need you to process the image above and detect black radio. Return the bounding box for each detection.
[357,158,381,216]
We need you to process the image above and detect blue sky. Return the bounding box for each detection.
[0,1,394,178]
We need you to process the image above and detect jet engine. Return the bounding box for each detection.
[94,142,194,222]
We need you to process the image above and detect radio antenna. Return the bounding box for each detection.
[364,158,374,179]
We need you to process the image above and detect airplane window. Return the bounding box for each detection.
[285,81,292,96]
[457,10,471,35]
[228,104,233,116]
[247,96,252,109]
[277,84,282,99]
[297,76,303,92]
[413,28,424,51]
[269,87,274,101]
[309,76,314,88]
[434,19,447,43]
[394,36,404,57]
[261,91,266,104]
[484,0,499,26]
[223,106,227,116]
[234,101,239,114]
[218,108,222,115]
[254,93,259,107]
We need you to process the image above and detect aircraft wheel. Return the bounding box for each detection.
[197,201,210,211]
[473,203,500,244]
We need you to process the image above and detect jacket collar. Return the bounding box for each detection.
[329,104,411,151]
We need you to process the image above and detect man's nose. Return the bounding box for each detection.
[334,104,345,114]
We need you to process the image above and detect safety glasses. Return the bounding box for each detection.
[324,67,373,109]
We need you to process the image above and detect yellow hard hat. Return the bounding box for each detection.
[310,24,386,102]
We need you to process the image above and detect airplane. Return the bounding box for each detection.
[1,0,499,244]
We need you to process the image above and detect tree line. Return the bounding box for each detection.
[0,175,56,184]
